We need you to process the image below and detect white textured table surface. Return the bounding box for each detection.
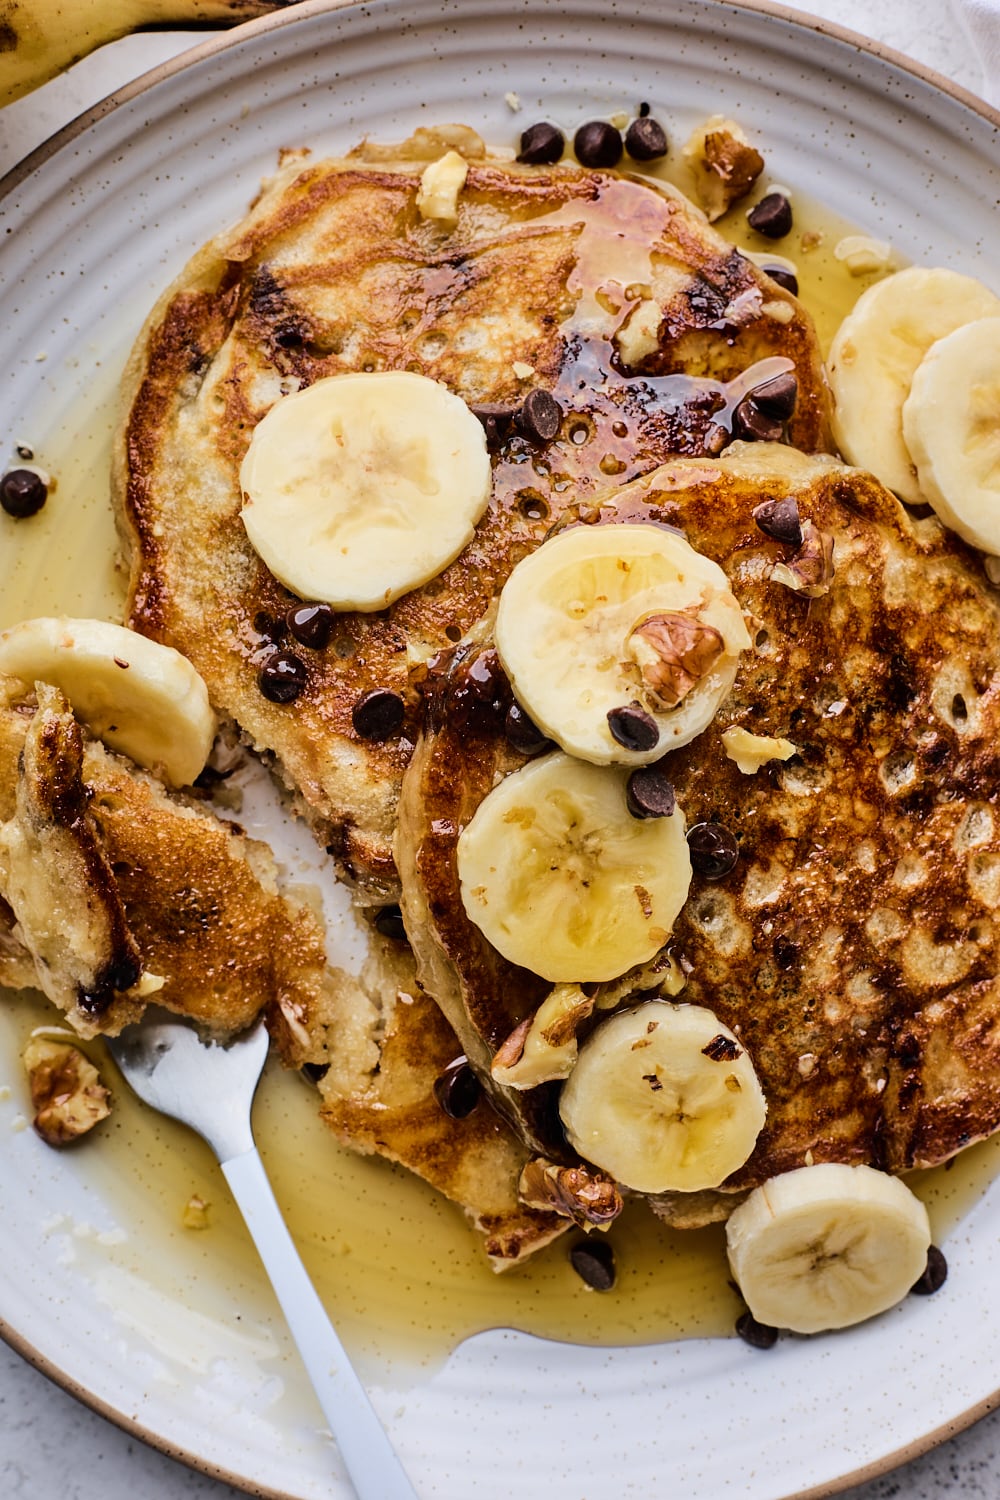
[0,4,997,1498]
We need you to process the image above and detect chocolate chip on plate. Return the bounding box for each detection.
[624,115,668,162]
[732,395,784,443]
[517,388,562,444]
[747,191,793,239]
[574,120,624,169]
[258,649,308,704]
[517,121,565,164]
[352,687,405,741]
[570,1237,617,1291]
[0,467,48,519]
[910,1245,948,1296]
[752,495,803,546]
[626,765,676,819]
[761,263,799,296]
[286,601,335,650]
[374,904,407,942]
[607,702,660,753]
[686,821,740,879]
[748,371,798,421]
[505,701,552,756]
[433,1056,481,1120]
[735,1311,779,1349]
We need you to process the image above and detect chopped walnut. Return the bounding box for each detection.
[182,1193,211,1230]
[628,612,725,710]
[721,726,799,775]
[23,1036,111,1147]
[492,984,596,1089]
[416,150,468,225]
[770,519,835,598]
[682,116,765,222]
[518,1156,624,1228]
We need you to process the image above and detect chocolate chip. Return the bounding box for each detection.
[732,396,784,443]
[736,1311,778,1348]
[569,1237,616,1290]
[258,649,308,704]
[749,371,798,421]
[910,1245,948,1296]
[470,402,517,451]
[0,467,47,518]
[433,1056,481,1119]
[374,904,407,942]
[253,610,286,644]
[686,822,739,879]
[761,263,799,296]
[352,687,405,740]
[624,115,668,161]
[286,602,335,649]
[505,701,552,756]
[516,388,562,445]
[752,495,803,546]
[626,765,676,819]
[517,121,565,165]
[747,192,793,239]
[574,120,623,169]
[638,101,651,118]
[607,702,659,753]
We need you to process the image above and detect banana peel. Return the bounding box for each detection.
[0,0,304,108]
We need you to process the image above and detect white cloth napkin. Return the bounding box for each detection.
[951,0,1000,103]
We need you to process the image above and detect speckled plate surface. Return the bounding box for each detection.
[3,2,1000,1496]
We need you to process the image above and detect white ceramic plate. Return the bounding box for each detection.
[3,2,1000,1496]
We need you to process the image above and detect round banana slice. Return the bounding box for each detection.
[494,523,751,766]
[828,266,1000,503]
[457,751,691,983]
[239,371,492,611]
[0,617,216,787]
[726,1162,932,1334]
[558,1000,766,1194]
[901,317,1000,555]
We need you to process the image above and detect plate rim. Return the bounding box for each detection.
[2,1,1000,1495]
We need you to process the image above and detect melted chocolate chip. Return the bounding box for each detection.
[352,687,405,741]
[286,602,335,650]
[574,120,623,169]
[910,1245,948,1295]
[570,1237,617,1291]
[0,467,48,519]
[626,765,676,819]
[761,264,799,296]
[253,610,286,644]
[732,396,784,443]
[625,115,667,161]
[258,650,308,704]
[505,701,552,756]
[749,371,798,420]
[753,495,803,546]
[517,388,562,445]
[470,402,517,451]
[517,121,565,164]
[607,702,659,753]
[374,904,407,942]
[433,1056,481,1119]
[687,822,739,879]
[773,936,800,970]
[736,1311,778,1349]
[747,192,793,239]
[77,986,115,1017]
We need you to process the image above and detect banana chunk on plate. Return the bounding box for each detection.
[0,617,216,787]
[239,370,491,611]
[559,1000,767,1194]
[456,751,691,983]
[827,266,1000,503]
[495,522,751,765]
[726,1162,931,1334]
[902,317,1000,555]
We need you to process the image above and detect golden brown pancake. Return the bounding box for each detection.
[114,133,832,900]
[397,444,1000,1223]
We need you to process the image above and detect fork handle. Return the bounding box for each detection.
[221,1147,420,1500]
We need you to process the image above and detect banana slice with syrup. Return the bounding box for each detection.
[726,1162,932,1334]
[239,371,492,611]
[456,751,691,983]
[0,617,216,787]
[558,1000,767,1194]
[494,523,751,766]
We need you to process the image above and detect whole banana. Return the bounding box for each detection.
[0,0,302,108]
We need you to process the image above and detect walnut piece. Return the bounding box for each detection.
[770,519,836,598]
[628,612,725,709]
[492,984,596,1089]
[682,116,765,222]
[518,1156,624,1228]
[721,726,799,775]
[23,1036,111,1147]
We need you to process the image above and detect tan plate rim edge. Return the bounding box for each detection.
[1,0,999,1495]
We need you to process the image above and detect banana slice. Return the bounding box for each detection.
[239,371,491,611]
[457,751,691,983]
[0,617,216,787]
[828,266,1000,503]
[558,1000,766,1193]
[494,523,750,766]
[726,1162,931,1334]
[901,317,1000,554]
